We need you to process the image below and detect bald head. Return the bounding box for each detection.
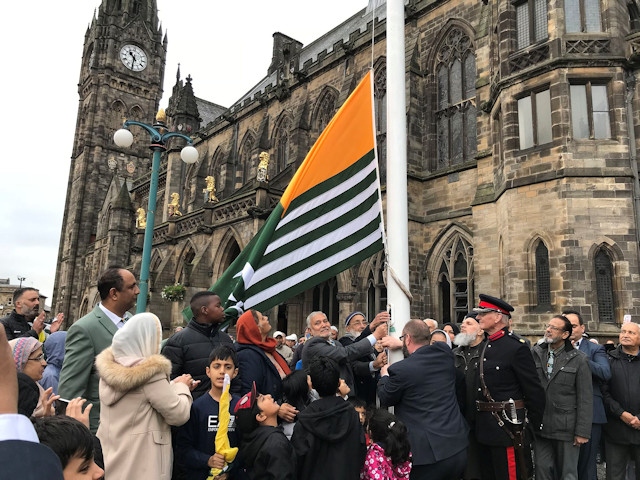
[404,320,431,346]
[423,318,438,333]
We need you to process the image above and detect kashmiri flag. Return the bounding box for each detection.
[211,70,384,325]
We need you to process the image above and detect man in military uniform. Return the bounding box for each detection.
[473,294,546,480]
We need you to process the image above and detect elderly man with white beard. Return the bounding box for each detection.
[453,312,485,480]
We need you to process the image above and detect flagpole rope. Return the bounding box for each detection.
[385,261,413,302]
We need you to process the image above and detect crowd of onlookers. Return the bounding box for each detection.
[3,266,640,480]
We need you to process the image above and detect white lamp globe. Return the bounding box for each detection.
[180,145,199,164]
[114,128,134,148]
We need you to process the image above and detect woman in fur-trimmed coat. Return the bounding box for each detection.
[95,312,197,480]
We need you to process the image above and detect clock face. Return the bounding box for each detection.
[120,44,147,71]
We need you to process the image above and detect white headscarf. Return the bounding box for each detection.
[111,312,162,367]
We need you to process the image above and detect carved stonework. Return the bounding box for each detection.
[336,292,357,303]
[508,44,549,74]
[565,39,610,55]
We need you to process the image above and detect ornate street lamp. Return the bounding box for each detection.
[113,110,198,313]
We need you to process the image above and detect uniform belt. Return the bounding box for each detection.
[476,399,525,412]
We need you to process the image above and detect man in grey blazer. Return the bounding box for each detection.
[565,310,611,480]
[58,267,139,433]
[301,311,387,392]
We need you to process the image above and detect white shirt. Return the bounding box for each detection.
[99,303,126,329]
[0,414,39,442]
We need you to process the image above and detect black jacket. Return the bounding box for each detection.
[240,425,295,480]
[236,343,287,400]
[1,311,38,340]
[474,328,546,447]
[291,395,366,480]
[161,319,233,399]
[602,345,640,445]
[338,327,380,405]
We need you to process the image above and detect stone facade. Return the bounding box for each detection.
[54,0,640,340]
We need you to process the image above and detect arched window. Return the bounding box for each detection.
[274,116,292,174]
[312,278,340,326]
[436,234,474,323]
[367,253,387,320]
[595,249,615,323]
[435,28,477,170]
[239,136,254,187]
[179,246,196,286]
[374,65,387,184]
[535,241,551,308]
[314,89,338,135]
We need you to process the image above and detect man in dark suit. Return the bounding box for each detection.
[564,310,611,480]
[378,319,469,480]
[58,266,139,433]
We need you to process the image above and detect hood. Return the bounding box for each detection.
[43,331,67,368]
[296,395,359,442]
[96,347,171,405]
[241,425,279,465]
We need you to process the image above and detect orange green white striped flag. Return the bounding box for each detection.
[211,70,384,324]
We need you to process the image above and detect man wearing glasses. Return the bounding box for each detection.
[474,294,545,480]
[531,315,592,480]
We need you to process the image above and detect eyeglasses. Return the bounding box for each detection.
[28,353,45,362]
[545,324,565,332]
[399,335,406,341]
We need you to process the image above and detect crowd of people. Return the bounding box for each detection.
[2,267,640,480]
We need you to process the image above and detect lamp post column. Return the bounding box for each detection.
[137,146,163,313]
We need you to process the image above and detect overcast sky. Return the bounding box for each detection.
[0,0,369,304]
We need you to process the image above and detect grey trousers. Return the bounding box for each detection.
[604,441,640,480]
[534,436,580,480]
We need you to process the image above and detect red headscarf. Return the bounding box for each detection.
[236,311,291,375]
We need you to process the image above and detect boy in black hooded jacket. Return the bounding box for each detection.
[291,356,367,479]
[234,382,295,479]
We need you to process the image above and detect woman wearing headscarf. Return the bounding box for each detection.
[9,336,57,417]
[235,310,298,421]
[95,312,197,480]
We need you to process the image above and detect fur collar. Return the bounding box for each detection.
[96,348,171,392]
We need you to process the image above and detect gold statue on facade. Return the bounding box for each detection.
[204,175,219,203]
[168,192,182,216]
[136,207,147,229]
[257,151,270,182]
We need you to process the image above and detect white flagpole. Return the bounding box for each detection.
[386,0,410,364]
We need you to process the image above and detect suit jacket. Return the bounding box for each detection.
[58,305,118,433]
[377,342,469,466]
[0,440,63,480]
[301,335,374,391]
[578,338,611,424]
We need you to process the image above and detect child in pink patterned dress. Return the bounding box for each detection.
[361,408,412,480]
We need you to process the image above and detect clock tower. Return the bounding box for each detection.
[53,0,166,323]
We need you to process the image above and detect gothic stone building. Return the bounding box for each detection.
[53,0,640,340]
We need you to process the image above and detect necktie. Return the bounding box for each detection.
[547,351,554,378]
[575,340,580,349]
